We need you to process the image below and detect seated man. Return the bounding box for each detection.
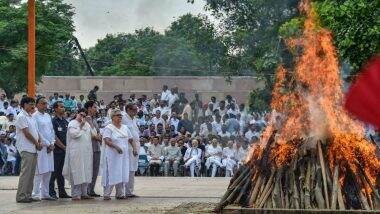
[148,136,164,176]
[164,138,181,176]
[205,138,223,177]
[234,141,247,168]
[222,140,236,177]
[184,139,202,177]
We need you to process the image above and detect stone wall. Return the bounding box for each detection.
[37,76,264,104]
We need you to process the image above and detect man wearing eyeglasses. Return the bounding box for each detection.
[15,97,43,203]
[123,103,139,197]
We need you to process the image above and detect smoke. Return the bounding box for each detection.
[306,94,329,144]
[63,0,211,48]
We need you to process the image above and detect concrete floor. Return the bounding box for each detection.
[0,176,229,214]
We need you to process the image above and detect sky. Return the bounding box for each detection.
[63,0,212,48]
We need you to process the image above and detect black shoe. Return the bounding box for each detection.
[17,199,32,203]
[59,194,72,199]
[51,195,58,200]
[89,193,101,197]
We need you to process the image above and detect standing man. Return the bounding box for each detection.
[87,85,99,102]
[160,85,170,102]
[32,97,56,200]
[123,103,139,197]
[15,97,43,203]
[50,101,71,199]
[85,101,102,197]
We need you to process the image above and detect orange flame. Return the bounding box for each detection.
[246,0,380,192]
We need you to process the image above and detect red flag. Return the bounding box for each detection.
[345,55,380,129]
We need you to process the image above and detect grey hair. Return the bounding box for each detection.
[110,109,122,118]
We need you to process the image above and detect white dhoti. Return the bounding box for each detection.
[222,158,236,177]
[185,157,201,177]
[206,156,223,177]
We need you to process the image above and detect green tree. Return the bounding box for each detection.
[0,0,77,98]
[90,15,227,76]
[189,0,299,111]
[93,28,163,76]
[166,14,227,75]
[314,0,380,76]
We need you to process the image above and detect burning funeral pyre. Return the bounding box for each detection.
[216,0,380,212]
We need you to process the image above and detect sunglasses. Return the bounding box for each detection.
[79,113,86,117]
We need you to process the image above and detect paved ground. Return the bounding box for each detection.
[0,176,229,214]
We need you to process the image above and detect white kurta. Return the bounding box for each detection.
[33,111,55,175]
[184,147,202,167]
[102,124,131,186]
[222,147,236,171]
[205,145,223,169]
[62,120,95,185]
[123,114,140,172]
[234,147,247,164]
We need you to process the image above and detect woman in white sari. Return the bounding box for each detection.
[102,109,132,200]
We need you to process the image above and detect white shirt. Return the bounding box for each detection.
[15,109,39,153]
[169,118,179,133]
[223,147,235,159]
[0,100,4,110]
[6,144,17,162]
[123,113,141,172]
[200,123,208,136]
[245,130,260,141]
[218,131,231,138]
[160,90,171,101]
[151,117,165,127]
[168,93,179,107]
[234,147,247,162]
[211,121,222,134]
[206,144,222,158]
[33,111,55,147]
[161,107,171,117]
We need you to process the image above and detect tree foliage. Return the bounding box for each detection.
[87,14,227,76]
[314,0,380,76]
[0,0,78,97]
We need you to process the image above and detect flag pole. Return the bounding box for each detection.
[28,0,36,98]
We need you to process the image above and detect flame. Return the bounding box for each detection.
[246,0,380,194]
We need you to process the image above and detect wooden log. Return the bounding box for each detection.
[234,170,253,204]
[255,168,276,207]
[359,173,374,210]
[360,166,380,205]
[248,175,263,206]
[359,189,371,210]
[258,181,275,208]
[330,165,339,210]
[337,184,345,210]
[272,168,283,208]
[315,167,326,209]
[214,167,250,212]
[310,156,317,209]
[292,172,300,209]
[299,161,306,209]
[317,141,330,209]
[304,159,312,209]
[280,179,285,208]
[225,171,252,204]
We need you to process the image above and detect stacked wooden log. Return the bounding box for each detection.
[215,132,380,212]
